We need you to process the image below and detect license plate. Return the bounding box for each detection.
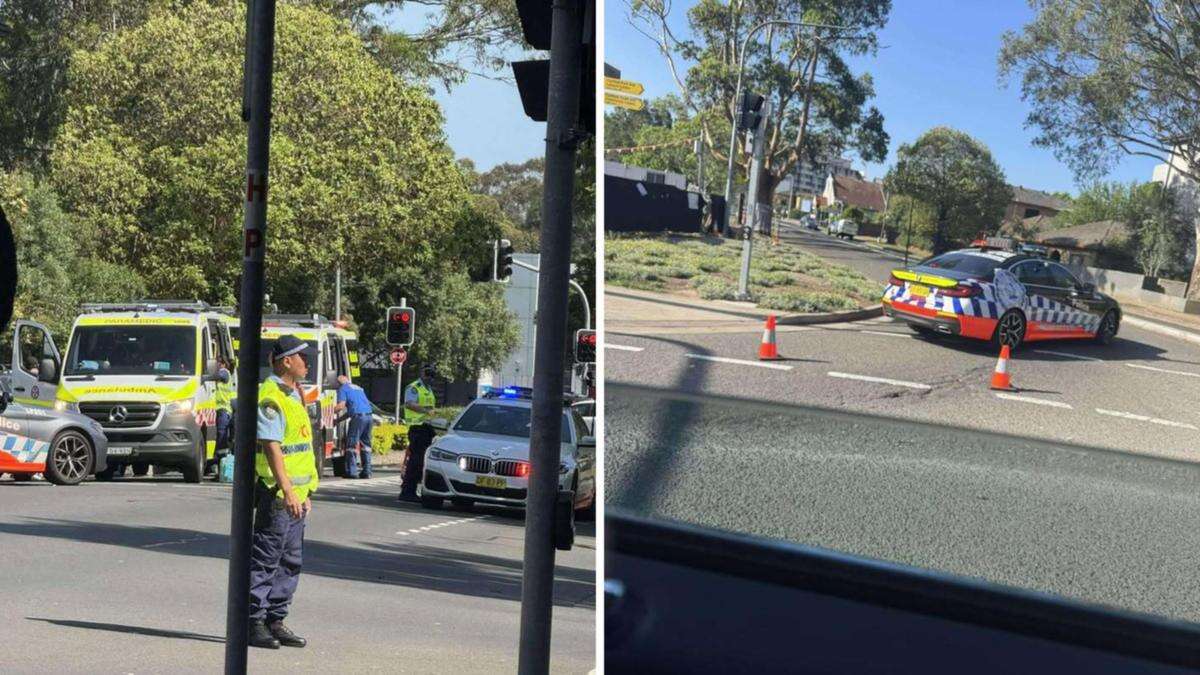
[907,283,929,298]
[475,475,507,489]
[108,446,133,456]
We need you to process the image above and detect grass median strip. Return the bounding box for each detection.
[606,233,882,313]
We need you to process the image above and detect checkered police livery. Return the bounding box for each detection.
[0,432,49,464]
[882,247,1120,346]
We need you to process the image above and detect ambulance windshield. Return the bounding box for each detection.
[65,326,197,376]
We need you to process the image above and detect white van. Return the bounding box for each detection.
[829,218,859,239]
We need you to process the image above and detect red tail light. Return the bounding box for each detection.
[939,284,981,297]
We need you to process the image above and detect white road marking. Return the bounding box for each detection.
[397,515,486,537]
[605,344,644,352]
[858,329,912,338]
[1126,363,1200,379]
[685,354,794,371]
[1031,349,1102,362]
[1095,408,1198,430]
[993,392,1074,409]
[826,371,931,390]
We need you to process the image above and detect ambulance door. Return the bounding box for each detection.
[9,320,61,407]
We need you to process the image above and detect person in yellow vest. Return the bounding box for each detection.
[214,356,235,460]
[249,335,319,650]
[398,365,437,502]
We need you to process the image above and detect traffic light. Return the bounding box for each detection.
[574,328,596,364]
[493,239,515,282]
[738,92,765,131]
[511,0,595,133]
[385,306,415,347]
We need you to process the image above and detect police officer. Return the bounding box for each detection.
[249,335,319,649]
[398,365,436,502]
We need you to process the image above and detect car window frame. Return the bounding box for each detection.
[1047,262,1080,290]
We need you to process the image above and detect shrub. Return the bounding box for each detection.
[695,277,749,301]
[371,423,408,457]
[759,290,858,313]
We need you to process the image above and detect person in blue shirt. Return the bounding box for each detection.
[334,375,375,479]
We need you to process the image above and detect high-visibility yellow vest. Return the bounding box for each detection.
[256,378,319,502]
[404,381,436,424]
[214,381,233,414]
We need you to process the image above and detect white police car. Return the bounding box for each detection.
[419,386,597,518]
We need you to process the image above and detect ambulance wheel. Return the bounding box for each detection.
[132,463,149,477]
[1094,310,1119,345]
[992,309,1026,351]
[182,433,204,483]
[44,430,94,486]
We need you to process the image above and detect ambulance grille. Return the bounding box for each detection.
[80,402,160,428]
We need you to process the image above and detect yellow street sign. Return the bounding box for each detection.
[604,77,645,96]
[605,92,645,111]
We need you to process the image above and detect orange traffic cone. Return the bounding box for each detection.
[990,344,1016,391]
[759,315,782,360]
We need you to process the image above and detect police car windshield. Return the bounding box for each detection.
[454,402,573,441]
[65,326,197,376]
[256,340,319,383]
[919,252,1003,278]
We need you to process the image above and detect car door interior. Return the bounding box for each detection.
[606,510,1200,674]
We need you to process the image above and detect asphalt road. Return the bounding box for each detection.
[604,226,1200,625]
[0,470,595,674]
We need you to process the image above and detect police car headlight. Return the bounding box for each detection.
[166,400,194,415]
[54,400,80,413]
[428,447,458,462]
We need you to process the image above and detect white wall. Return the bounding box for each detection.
[481,253,540,393]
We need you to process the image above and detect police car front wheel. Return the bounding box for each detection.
[44,430,94,486]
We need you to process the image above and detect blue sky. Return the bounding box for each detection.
[380,10,545,171]
[605,0,1159,195]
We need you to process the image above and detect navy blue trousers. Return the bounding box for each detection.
[344,414,374,478]
[249,485,306,622]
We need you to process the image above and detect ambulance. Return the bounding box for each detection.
[10,301,238,482]
[229,315,358,476]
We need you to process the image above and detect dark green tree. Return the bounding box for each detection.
[884,127,1013,254]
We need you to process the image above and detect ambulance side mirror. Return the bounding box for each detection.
[38,358,57,383]
[323,372,339,389]
[202,358,219,381]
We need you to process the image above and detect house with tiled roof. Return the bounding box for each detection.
[822,175,886,214]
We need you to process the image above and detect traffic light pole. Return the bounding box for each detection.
[226,0,276,672]
[513,258,591,330]
[721,20,850,238]
[737,102,768,300]
[519,0,584,670]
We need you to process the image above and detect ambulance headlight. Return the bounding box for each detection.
[166,400,194,415]
[54,400,79,414]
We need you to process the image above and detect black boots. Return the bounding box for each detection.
[249,621,280,649]
[269,621,307,648]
